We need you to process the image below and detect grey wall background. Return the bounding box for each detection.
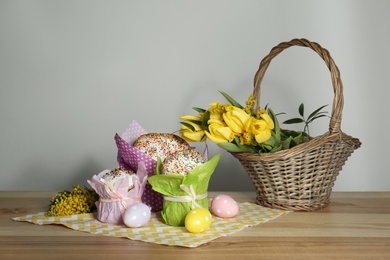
[1,0,389,192]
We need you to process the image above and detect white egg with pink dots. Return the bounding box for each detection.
[123,202,151,228]
[210,194,239,218]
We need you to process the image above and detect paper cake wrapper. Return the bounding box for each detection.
[115,120,163,212]
[87,170,134,224]
[148,154,220,226]
[87,162,148,224]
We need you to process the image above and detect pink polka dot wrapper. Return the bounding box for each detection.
[115,120,163,212]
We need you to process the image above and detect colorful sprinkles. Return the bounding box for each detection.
[133,133,191,161]
[102,168,137,191]
[161,149,204,176]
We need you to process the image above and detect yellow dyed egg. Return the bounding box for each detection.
[185,207,212,233]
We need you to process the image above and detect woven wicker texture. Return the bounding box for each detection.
[231,38,361,211]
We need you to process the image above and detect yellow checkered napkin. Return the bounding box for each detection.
[13,202,287,247]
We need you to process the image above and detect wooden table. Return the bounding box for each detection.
[1,191,389,259]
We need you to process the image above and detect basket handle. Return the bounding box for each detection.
[253,38,344,135]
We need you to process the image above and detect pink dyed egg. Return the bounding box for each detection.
[211,194,239,218]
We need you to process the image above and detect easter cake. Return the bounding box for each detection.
[133,133,191,161]
[101,167,138,191]
[161,149,204,176]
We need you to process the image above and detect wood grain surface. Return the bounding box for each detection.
[1,191,389,260]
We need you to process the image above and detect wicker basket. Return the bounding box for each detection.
[230,38,361,211]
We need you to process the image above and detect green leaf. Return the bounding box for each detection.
[155,157,163,175]
[267,108,281,144]
[273,130,281,145]
[261,144,273,151]
[188,119,203,125]
[193,107,206,113]
[281,129,302,138]
[261,134,277,151]
[217,142,254,153]
[307,104,328,122]
[219,90,244,109]
[270,144,282,153]
[279,129,305,148]
[180,122,195,131]
[234,136,256,153]
[283,118,305,124]
[298,103,304,117]
[217,142,240,152]
[281,136,292,150]
[310,111,328,118]
[201,111,210,130]
[218,136,256,153]
[292,132,304,146]
[307,114,328,124]
[263,135,276,147]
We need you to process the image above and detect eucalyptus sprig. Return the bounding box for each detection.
[283,103,329,136]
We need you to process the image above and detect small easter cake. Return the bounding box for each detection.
[101,168,138,191]
[133,133,191,161]
[161,149,204,176]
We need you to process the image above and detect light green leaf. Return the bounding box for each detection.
[148,174,184,196]
[148,154,220,226]
[155,157,163,175]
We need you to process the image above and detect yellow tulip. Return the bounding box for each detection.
[180,121,206,142]
[205,119,235,143]
[180,115,203,121]
[179,115,206,142]
[254,128,272,144]
[260,113,274,130]
[245,117,272,144]
[222,106,251,134]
